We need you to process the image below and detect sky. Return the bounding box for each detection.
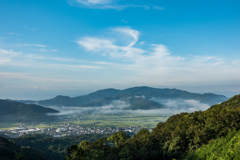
[0,0,240,100]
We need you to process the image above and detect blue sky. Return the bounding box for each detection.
[0,0,240,99]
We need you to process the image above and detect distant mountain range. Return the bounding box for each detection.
[0,99,59,122]
[9,86,228,109]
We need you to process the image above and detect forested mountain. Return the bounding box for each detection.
[65,94,240,160]
[0,99,59,122]
[14,86,227,107]
[81,93,164,110]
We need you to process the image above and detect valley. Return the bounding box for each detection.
[0,114,169,138]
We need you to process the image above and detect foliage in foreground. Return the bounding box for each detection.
[0,136,48,160]
[65,95,240,160]
[13,133,112,160]
[185,129,240,160]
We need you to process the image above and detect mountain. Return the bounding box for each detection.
[12,86,228,108]
[37,88,121,106]
[81,93,164,110]
[0,99,59,122]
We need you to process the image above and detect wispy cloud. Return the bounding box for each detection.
[77,27,240,86]
[0,72,100,83]
[77,27,144,60]
[69,0,149,10]
[7,32,22,36]
[47,99,210,116]
[121,20,128,23]
[113,27,139,47]
[38,49,47,52]
[15,43,47,48]
[153,6,164,10]
[1,27,239,99]
[0,50,103,70]
[0,49,20,64]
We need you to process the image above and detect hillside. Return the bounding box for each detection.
[65,94,240,160]
[0,99,59,122]
[185,129,240,160]
[15,86,227,107]
[0,136,48,160]
[12,133,113,160]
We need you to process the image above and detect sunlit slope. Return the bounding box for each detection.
[151,95,240,156]
[185,129,240,160]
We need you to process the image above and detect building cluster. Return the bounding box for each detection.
[45,124,143,137]
[0,127,44,138]
[0,123,146,138]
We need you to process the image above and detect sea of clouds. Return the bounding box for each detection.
[47,98,210,116]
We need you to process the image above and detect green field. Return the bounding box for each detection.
[0,114,169,130]
[85,114,167,128]
[59,114,168,128]
[0,122,20,130]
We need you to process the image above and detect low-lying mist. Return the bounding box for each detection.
[47,98,210,117]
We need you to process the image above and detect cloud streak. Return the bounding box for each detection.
[7,32,22,36]
[47,99,210,116]
[15,43,47,48]
[69,0,149,10]
[0,49,20,64]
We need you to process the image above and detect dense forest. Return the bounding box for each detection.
[0,134,112,160]
[65,94,240,160]
[0,136,49,160]
[185,129,240,159]
[1,94,240,160]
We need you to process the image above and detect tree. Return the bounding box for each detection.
[14,149,25,160]
[107,131,130,146]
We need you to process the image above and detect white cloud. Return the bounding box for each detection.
[77,0,112,5]
[15,43,47,48]
[113,27,139,47]
[0,72,100,84]
[77,27,144,60]
[1,27,240,99]
[153,6,164,10]
[122,20,128,23]
[77,27,240,86]
[47,99,210,116]
[39,49,47,52]
[69,0,149,10]
[0,49,20,64]
[7,32,22,36]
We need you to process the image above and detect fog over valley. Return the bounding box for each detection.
[47,98,211,117]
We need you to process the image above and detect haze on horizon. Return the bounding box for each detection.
[0,0,240,100]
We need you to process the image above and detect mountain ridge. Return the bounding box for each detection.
[9,86,228,107]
